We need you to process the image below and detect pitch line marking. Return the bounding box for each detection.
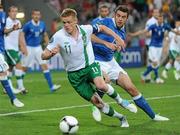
[0,94,180,117]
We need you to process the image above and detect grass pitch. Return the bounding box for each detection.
[0,68,180,135]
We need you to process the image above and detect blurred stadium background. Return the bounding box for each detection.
[1,0,180,71]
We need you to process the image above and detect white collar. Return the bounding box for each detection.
[63,25,80,37]
[7,16,17,22]
[31,20,40,26]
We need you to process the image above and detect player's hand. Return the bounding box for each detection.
[13,23,20,30]
[21,47,28,56]
[104,42,117,51]
[115,40,126,52]
[50,46,60,56]
[115,37,126,51]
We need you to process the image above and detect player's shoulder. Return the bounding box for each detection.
[24,20,32,26]
[53,28,65,37]
[40,21,46,26]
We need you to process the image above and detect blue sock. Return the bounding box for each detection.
[133,94,155,119]
[1,80,16,101]
[153,67,159,80]
[143,65,153,76]
[43,70,53,91]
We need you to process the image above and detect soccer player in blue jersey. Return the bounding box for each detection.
[130,13,180,83]
[91,4,137,121]
[91,5,169,121]
[19,9,60,92]
[0,5,24,107]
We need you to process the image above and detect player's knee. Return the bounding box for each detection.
[95,81,107,91]
[91,94,104,109]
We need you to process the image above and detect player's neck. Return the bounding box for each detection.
[70,27,79,40]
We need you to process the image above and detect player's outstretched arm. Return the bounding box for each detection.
[128,29,148,37]
[42,47,59,60]
[43,32,49,46]
[19,32,28,56]
[98,25,125,49]
[91,34,117,51]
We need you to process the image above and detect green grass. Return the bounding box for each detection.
[0,68,180,135]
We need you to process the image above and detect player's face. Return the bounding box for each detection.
[99,7,109,18]
[157,16,163,24]
[61,16,77,34]
[153,9,159,19]
[175,21,180,28]
[32,11,41,22]
[114,10,128,28]
[9,8,18,20]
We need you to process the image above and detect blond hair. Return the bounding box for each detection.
[60,8,77,18]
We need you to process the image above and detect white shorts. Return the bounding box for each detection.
[96,58,127,81]
[148,46,162,63]
[22,46,47,67]
[0,53,9,72]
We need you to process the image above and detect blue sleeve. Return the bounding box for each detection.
[42,22,47,33]
[165,24,172,31]
[92,24,100,34]
[147,25,154,31]
[22,23,29,33]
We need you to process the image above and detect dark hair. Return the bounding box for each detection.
[114,5,129,16]
[32,9,41,14]
[8,6,18,12]
[0,4,3,9]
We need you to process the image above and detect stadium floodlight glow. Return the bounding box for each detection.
[16,12,25,19]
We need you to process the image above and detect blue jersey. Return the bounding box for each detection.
[0,11,6,53]
[148,23,171,47]
[22,20,46,47]
[91,18,126,61]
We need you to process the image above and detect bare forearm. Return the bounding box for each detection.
[43,32,49,46]
[19,32,27,47]
[91,34,107,46]
[41,49,52,60]
[99,25,123,42]
[4,28,14,34]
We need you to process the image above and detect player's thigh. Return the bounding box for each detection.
[108,58,127,82]
[95,60,110,76]
[5,50,21,66]
[148,47,162,62]
[21,46,34,67]
[0,53,9,73]
[68,70,95,101]
[35,46,47,65]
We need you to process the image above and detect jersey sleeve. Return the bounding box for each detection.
[81,24,100,35]
[5,19,11,29]
[165,23,172,31]
[145,21,150,30]
[46,33,60,51]
[17,20,22,29]
[42,22,47,33]
[147,24,154,31]
[22,23,29,33]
